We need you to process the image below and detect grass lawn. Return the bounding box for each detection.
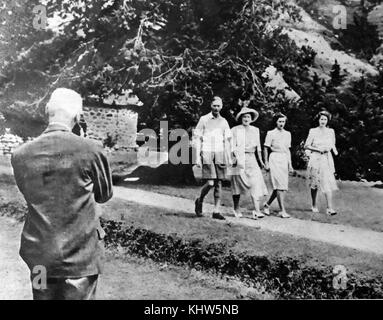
[118,173,383,233]
[1,173,382,280]
[2,154,383,281]
[100,197,383,279]
[3,153,382,232]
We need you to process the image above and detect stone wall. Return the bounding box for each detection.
[0,132,23,155]
[83,105,138,149]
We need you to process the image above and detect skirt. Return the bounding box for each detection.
[231,153,268,199]
[269,152,289,191]
[307,153,338,193]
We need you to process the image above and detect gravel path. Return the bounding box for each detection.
[114,186,383,256]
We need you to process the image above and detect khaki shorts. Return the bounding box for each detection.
[201,151,227,180]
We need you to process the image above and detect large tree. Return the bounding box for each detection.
[1,0,381,180]
[0,0,307,132]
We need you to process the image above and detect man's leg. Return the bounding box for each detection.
[195,180,214,216]
[200,180,214,202]
[212,179,225,220]
[195,151,215,216]
[213,179,222,211]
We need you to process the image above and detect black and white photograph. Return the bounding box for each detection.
[0,0,383,305]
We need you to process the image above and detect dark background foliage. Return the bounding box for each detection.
[0,0,382,181]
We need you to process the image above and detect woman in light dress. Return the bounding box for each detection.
[230,107,268,219]
[304,110,338,216]
[263,113,293,218]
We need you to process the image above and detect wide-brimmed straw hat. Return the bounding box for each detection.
[235,107,259,123]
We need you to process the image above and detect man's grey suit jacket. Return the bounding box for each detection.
[11,123,113,278]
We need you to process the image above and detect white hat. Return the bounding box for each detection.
[235,107,259,123]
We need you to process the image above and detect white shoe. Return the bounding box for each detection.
[252,210,265,219]
[311,207,319,213]
[326,209,337,216]
[232,209,243,218]
[278,211,291,219]
[263,203,270,216]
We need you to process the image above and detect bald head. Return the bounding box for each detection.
[46,88,83,126]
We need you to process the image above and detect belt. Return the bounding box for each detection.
[311,149,328,155]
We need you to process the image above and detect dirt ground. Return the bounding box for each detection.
[0,216,269,300]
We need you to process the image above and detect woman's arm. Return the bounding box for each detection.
[255,128,265,168]
[287,132,294,172]
[257,149,265,168]
[304,128,319,152]
[263,131,271,170]
[287,148,294,172]
[231,127,238,163]
[304,128,327,153]
[264,147,270,170]
[331,129,338,156]
[194,118,205,166]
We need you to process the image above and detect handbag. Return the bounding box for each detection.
[192,164,203,182]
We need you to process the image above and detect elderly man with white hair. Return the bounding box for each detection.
[11,88,113,300]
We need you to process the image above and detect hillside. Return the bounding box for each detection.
[265,0,380,96]
[295,0,383,65]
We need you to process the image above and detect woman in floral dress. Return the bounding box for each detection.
[304,110,338,216]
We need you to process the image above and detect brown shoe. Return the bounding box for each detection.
[195,198,203,217]
[212,212,225,220]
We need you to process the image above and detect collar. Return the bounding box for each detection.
[209,112,221,119]
[44,122,73,134]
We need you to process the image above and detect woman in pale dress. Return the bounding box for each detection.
[230,107,268,219]
[263,113,293,218]
[304,110,338,216]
